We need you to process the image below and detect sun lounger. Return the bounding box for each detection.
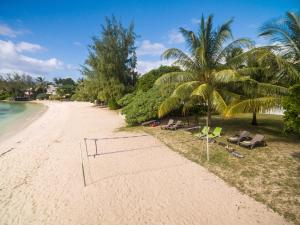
[161,119,175,129]
[141,120,157,126]
[227,131,251,144]
[168,120,184,130]
[194,126,210,138]
[239,134,266,149]
[208,127,222,138]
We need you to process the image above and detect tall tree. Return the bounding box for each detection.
[259,11,300,134]
[34,76,48,94]
[259,11,300,83]
[155,14,252,125]
[81,16,137,102]
[225,47,288,125]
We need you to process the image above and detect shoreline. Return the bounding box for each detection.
[0,102,291,225]
[0,101,48,143]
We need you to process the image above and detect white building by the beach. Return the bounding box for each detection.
[47,85,57,95]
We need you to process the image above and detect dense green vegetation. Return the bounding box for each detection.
[0,74,77,101]
[53,77,77,99]
[75,16,137,103]
[73,12,300,136]
[136,65,181,92]
[283,84,300,136]
[122,87,167,125]
[119,66,181,125]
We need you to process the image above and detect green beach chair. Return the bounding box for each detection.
[208,127,222,138]
[194,126,210,138]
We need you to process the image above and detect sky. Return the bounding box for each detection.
[0,0,299,81]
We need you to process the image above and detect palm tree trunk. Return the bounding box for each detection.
[207,100,212,126]
[207,110,212,126]
[252,111,258,126]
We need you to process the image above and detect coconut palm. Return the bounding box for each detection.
[225,47,288,125]
[155,14,253,125]
[34,76,48,94]
[259,11,300,83]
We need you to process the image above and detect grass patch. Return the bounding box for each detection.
[125,114,300,224]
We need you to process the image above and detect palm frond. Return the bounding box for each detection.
[158,97,181,118]
[213,18,234,56]
[259,11,300,60]
[225,96,282,117]
[274,55,300,82]
[212,90,227,115]
[179,28,199,52]
[161,48,196,70]
[218,89,241,103]
[155,72,195,86]
[171,81,201,99]
[216,38,254,63]
[191,83,213,101]
[213,69,250,83]
[256,82,288,96]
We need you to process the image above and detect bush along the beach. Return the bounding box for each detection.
[283,84,300,137]
[108,98,120,110]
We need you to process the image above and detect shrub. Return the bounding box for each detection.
[108,98,120,110]
[282,84,300,137]
[137,65,181,92]
[121,87,167,125]
[117,93,136,107]
[36,93,48,100]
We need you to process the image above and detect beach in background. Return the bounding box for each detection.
[0,101,47,142]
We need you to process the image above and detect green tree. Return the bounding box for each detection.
[3,73,34,99]
[259,11,300,132]
[137,66,181,92]
[54,77,76,98]
[80,16,137,102]
[282,84,300,136]
[225,47,288,125]
[259,11,300,83]
[34,76,48,95]
[119,66,181,124]
[155,15,252,125]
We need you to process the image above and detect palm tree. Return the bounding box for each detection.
[225,47,288,125]
[155,14,252,125]
[34,76,48,94]
[259,11,300,83]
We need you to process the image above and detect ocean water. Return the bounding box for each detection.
[0,102,45,139]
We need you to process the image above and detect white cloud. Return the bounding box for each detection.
[16,42,44,52]
[137,59,174,74]
[0,40,63,75]
[0,24,21,37]
[168,30,184,44]
[137,40,166,56]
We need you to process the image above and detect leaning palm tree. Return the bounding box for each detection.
[155,15,252,125]
[259,11,300,83]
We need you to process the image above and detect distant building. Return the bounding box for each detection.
[47,85,57,95]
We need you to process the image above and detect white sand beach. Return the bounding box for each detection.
[0,102,291,225]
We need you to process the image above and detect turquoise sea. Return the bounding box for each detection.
[0,102,45,140]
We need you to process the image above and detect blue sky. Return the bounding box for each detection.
[0,0,299,80]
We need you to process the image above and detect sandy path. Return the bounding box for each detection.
[0,102,291,225]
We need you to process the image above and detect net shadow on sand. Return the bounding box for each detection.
[79,134,194,187]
